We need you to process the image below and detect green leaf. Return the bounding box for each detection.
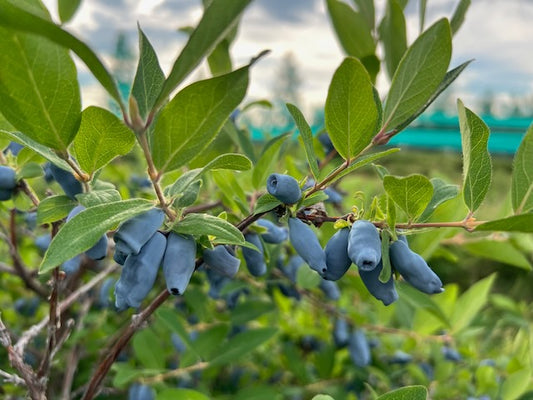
[193,324,230,360]
[300,191,330,208]
[76,189,122,208]
[157,389,210,400]
[325,57,379,161]
[382,18,451,131]
[0,130,70,169]
[352,0,375,29]
[286,103,319,180]
[173,213,245,247]
[377,386,428,400]
[450,273,496,333]
[501,368,531,400]
[253,194,282,214]
[36,195,77,224]
[39,199,154,273]
[207,37,233,76]
[131,25,165,120]
[512,124,533,213]
[379,230,392,283]
[312,396,335,400]
[476,214,533,233]
[210,327,277,367]
[230,300,275,325]
[397,283,450,328]
[450,0,471,35]
[419,178,459,222]
[326,0,375,59]
[0,21,81,150]
[333,148,400,182]
[383,174,433,221]
[458,99,492,213]
[17,162,42,180]
[462,240,532,270]
[73,106,135,174]
[175,180,201,208]
[57,0,81,23]
[378,0,407,79]
[132,328,165,369]
[151,66,249,174]
[252,134,289,189]
[296,267,321,289]
[203,153,252,172]
[0,0,124,110]
[154,0,252,109]
[392,60,473,135]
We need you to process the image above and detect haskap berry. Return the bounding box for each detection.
[358,260,399,306]
[347,220,382,271]
[203,245,240,278]
[389,237,443,294]
[288,217,327,274]
[267,173,302,204]
[242,233,267,277]
[113,208,165,256]
[114,232,166,310]
[162,233,197,295]
[348,329,371,368]
[256,219,288,244]
[323,228,351,281]
[0,165,17,201]
[48,163,83,199]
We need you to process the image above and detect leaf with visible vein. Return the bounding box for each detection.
[511,124,533,213]
[458,99,492,213]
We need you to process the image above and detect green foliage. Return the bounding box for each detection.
[383,174,433,222]
[73,106,135,175]
[458,99,492,213]
[382,19,451,132]
[151,66,249,174]
[1,1,532,399]
[325,57,379,161]
[40,199,154,273]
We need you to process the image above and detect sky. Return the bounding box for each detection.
[41,0,533,118]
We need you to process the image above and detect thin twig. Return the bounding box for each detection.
[18,179,40,207]
[0,224,47,298]
[140,361,209,384]
[0,367,26,386]
[14,264,119,355]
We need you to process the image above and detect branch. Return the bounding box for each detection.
[81,289,170,400]
[0,315,46,399]
[0,367,25,386]
[0,221,47,298]
[15,263,119,355]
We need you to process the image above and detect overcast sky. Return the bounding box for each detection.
[41,0,533,117]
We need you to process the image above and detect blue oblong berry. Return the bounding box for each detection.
[242,233,267,277]
[163,233,197,295]
[349,329,371,368]
[323,228,351,281]
[358,260,398,306]
[256,219,288,244]
[113,241,128,265]
[319,278,341,301]
[49,163,82,199]
[389,238,443,294]
[267,173,302,204]
[0,188,13,201]
[205,265,231,299]
[113,208,165,256]
[288,217,326,274]
[333,316,350,348]
[347,220,381,271]
[85,235,108,260]
[128,383,155,400]
[61,254,81,275]
[4,141,24,156]
[203,245,240,278]
[324,187,343,204]
[114,232,166,310]
[318,133,334,154]
[0,166,17,190]
[35,234,51,254]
